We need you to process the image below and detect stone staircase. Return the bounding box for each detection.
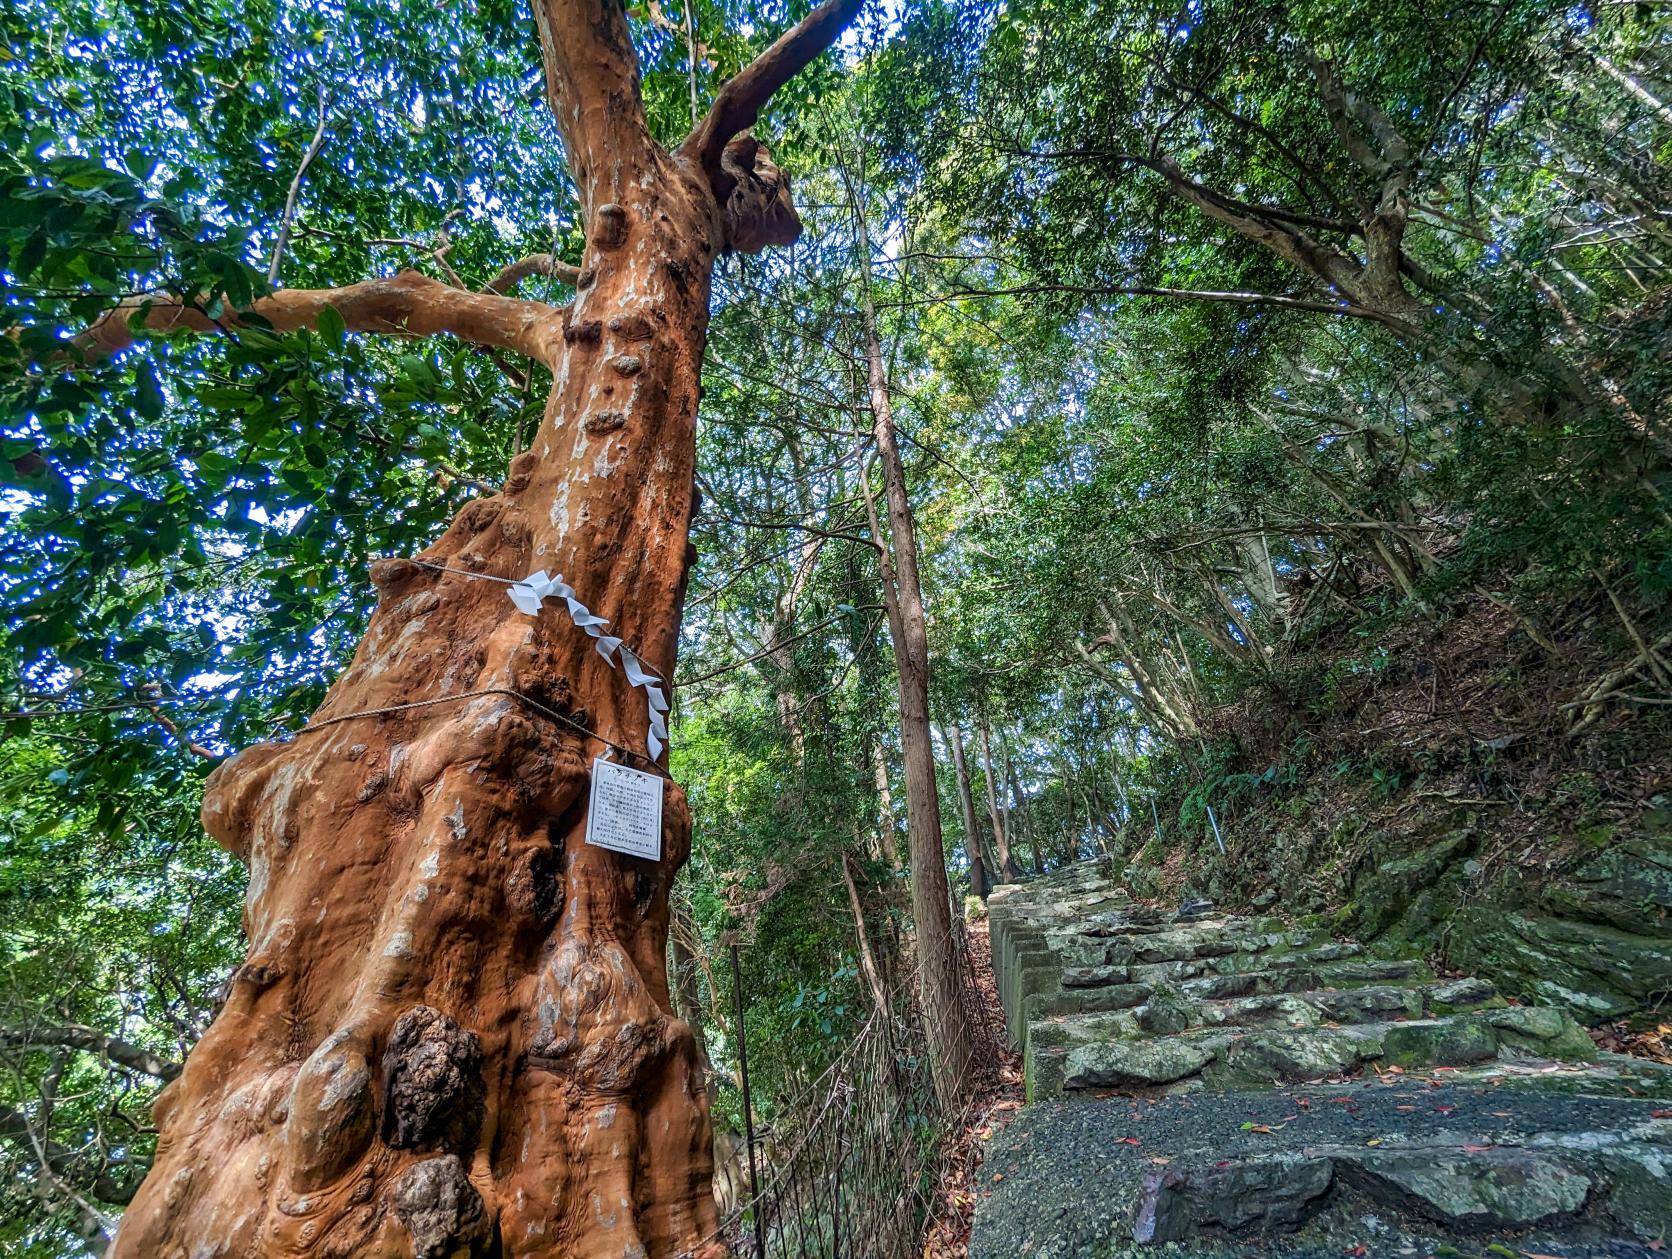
[974,860,1672,1258]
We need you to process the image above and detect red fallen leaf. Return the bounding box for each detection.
[1651,1109,1672,1118]
[1118,1137,1141,1145]
[991,1173,1004,1182]
[1295,1097,1311,1107]
[1344,1246,1368,1257]
[1397,1105,1417,1112]
[1432,1066,1459,1072]
[1434,1104,1457,1114]
[1215,1160,1232,1169]
[1149,1156,1172,1165]
[1462,1143,1495,1153]
[1280,1115,1298,1122]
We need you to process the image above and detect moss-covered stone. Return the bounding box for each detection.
[1424,977,1503,1014]
[1450,908,1672,1020]
[1381,1017,1498,1067]
[1135,985,1195,1035]
[1486,1006,1597,1059]
[1063,1037,1217,1089]
[1347,1149,1591,1228]
[1348,831,1475,940]
[1595,1146,1672,1239]
[1218,1027,1383,1083]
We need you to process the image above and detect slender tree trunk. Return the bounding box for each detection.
[1006,749,1042,876]
[851,196,970,1102]
[1061,767,1077,866]
[669,910,710,1067]
[946,724,990,896]
[869,732,904,872]
[842,852,892,1018]
[110,4,863,1256]
[975,717,1019,880]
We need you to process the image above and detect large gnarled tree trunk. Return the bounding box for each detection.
[106,3,862,1256]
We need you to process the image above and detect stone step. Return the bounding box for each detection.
[1019,964,1471,1041]
[1192,976,1505,1029]
[978,859,1672,1257]
[1000,928,1372,1047]
[1025,1005,1597,1100]
[971,1072,1672,1258]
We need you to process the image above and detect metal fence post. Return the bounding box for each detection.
[1206,802,1227,855]
[731,942,766,1259]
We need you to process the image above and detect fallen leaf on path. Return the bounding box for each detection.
[1149,1156,1171,1165]
[1462,1143,1495,1153]
[1117,1137,1141,1145]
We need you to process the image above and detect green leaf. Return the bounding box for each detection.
[135,363,164,422]
[315,303,346,348]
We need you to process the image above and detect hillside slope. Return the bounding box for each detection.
[1116,586,1672,1029]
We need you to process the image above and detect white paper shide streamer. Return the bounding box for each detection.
[506,570,670,760]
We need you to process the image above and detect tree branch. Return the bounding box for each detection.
[482,252,583,295]
[143,700,216,761]
[0,1022,182,1081]
[71,270,566,368]
[267,88,333,285]
[880,280,1399,323]
[680,0,865,181]
[0,1103,139,1207]
[1302,49,1410,176]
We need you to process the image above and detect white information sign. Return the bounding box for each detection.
[584,757,664,861]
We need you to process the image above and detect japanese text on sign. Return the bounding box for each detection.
[584,757,664,860]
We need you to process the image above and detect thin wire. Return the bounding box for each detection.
[288,685,668,776]
[404,558,518,585]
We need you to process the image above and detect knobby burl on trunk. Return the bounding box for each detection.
[103,3,863,1256]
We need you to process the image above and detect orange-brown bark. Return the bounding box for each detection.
[106,3,863,1257]
[75,270,563,366]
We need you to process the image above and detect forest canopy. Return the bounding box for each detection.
[1,0,1668,1253]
